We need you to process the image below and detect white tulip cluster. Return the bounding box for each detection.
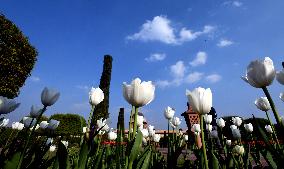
[12,122,24,130]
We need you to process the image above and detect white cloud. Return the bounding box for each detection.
[30,76,40,82]
[185,72,204,83]
[189,51,207,67]
[217,39,234,47]
[232,1,243,7]
[145,53,166,62]
[206,74,222,83]
[127,15,215,45]
[76,85,90,90]
[170,61,186,78]
[155,80,172,88]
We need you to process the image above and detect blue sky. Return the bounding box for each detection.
[1,0,284,129]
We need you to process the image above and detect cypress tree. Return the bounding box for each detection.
[92,55,113,123]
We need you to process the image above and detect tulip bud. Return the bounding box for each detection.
[123,78,155,107]
[255,97,271,112]
[142,137,148,145]
[49,145,56,152]
[40,121,49,129]
[30,105,42,118]
[233,145,245,155]
[0,119,9,127]
[47,119,60,130]
[206,124,213,132]
[140,128,149,138]
[148,125,155,137]
[232,117,242,127]
[153,134,161,143]
[242,57,275,88]
[186,87,212,115]
[41,87,60,107]
[89,87,104,106]
[216,118,225,128]
[0,96,20,115]
[108,129,117,141]
[192,124,201,135]
[265,125,273,133]
[137,115,144,127]
[276,69,284,85]
[244,123,253,133]
[164,106,175,120]
[226,140,232,146]
[82,127,87,133]
[204,114,212,124]
[171,117,181,127]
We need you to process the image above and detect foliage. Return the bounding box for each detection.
[49,113,86,135]
[0,14,38,98]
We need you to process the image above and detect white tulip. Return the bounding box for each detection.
[137,115,144,127]
[186,87,212,115]
[192,124,201,135]
[89,87,104,106]
[153,134,161,143]
[97,118,109,132]
[206,124,213,132]
[41,87,60,107]
[148,125,155,137]
[183,135,188,142]
[204,114,212,124]
[216,118,225,128]
[233,145,245,155]
[142,137,148,145]
[108,129,117,141]
[226,140,232,146]
[242,57,275,88]
[164,106,175,120]
[82,127,87,133]
[123,78,155,107]
[30,105,42,118]
[23,117,36,128]
[265,125,273,133]
[276,69,284,85]
[61,141,68,148]
[232,128,241,139]
[232,117,242,127]
[0,96,20,115]
[244,123,253,133]
[230,125,237,130]
[47,120,60,130]
[40,121,49,129]
[12,122,24,130]
[49,145,56,152]
[140,128,149,138]
[280,92,284,102]
[254,97,271,112]
[171,117,181,127]
[0,119,9,127]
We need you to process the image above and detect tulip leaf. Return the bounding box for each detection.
[210,151,219,169]
[141,150,152,169]
[77,141,89,169]
[129,131,143,163]
[4,151,21,169]
[260,149,277,169]
[53,141,70,169]
[136,146,151,169]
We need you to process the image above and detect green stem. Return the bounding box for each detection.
[87,105,95,128]
[17,106,47,169]
[200,115,209,169]
[262,87,282,127]
[265,111,281,149]
[132,106,138,140]
[167,120,170,166]
[128,106,135,140]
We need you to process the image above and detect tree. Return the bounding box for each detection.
[92,55,113,123]
[0,14,38,98]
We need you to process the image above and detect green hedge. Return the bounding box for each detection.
[49,113,86,135]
